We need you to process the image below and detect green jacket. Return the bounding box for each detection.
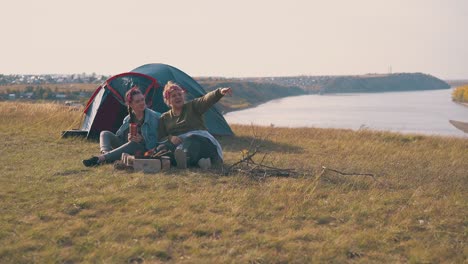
[158,88,224,141]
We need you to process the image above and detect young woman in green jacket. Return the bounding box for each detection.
[157,81,232,169]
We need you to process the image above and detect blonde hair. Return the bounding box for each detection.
[162,81,185,106]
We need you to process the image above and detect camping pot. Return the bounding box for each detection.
[130,123,137,137]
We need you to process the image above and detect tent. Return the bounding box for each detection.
[67,63,233,139]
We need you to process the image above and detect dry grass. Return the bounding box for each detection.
[0,102,467,263]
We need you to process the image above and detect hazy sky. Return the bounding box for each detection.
[1,0,467,79]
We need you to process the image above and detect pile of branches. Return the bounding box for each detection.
[222,125,378,182]
[224,147,299,178]
[223,125,299,178]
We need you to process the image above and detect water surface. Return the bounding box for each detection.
[225,89,468,137]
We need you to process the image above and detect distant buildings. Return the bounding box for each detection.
[0,73,108,85]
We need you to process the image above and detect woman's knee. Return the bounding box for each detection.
[100,130,114,137]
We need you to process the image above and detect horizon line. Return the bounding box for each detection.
[1,72,467,81]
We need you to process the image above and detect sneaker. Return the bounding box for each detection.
[174,148,187,169]
[82,156,100,167]
[198,158,211,170]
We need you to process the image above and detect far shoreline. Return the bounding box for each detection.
[222,87,456,114]
[453,101,468,108]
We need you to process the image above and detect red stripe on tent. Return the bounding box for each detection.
[139,76,159,108]
[107,72,157,84]
[105,83,125,102]
[83,85,102,114]
[105,72,159,104]
[143,82,154,108]
[84,72,160,113]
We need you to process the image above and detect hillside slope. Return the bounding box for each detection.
[320,73,450,93]
[196,73,450,113]
[198,80,306,113]
[244,73,450,93]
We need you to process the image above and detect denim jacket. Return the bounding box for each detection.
[116,108,161,150]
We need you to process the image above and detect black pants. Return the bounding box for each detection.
[164,135,218,167]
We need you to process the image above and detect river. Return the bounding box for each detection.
[224,88,468,137]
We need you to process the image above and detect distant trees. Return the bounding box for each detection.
[452,85,468,103]
[33,86,53,99]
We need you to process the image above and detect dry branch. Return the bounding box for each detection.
[223,126,379,183]
[224,134,298,178]
[321,166,377,181]
[226,149,259,171]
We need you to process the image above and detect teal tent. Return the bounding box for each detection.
[73,63,233,139]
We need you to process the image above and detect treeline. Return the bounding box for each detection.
[0,85,90,102]
[452,85,468,103]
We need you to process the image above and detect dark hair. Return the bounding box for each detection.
[125,86,143,123]
[125,86,142,104]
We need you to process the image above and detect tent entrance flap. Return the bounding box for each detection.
[87,94,128,139]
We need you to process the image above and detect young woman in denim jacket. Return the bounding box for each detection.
[82,86,161,167]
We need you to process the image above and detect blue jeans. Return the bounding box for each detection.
[161,135,218,167]
[100,131,146,162]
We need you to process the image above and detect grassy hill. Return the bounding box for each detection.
[245,73,450,93]
[198,80,305,113]
[319,73,450,93]
[0,102,467,263]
